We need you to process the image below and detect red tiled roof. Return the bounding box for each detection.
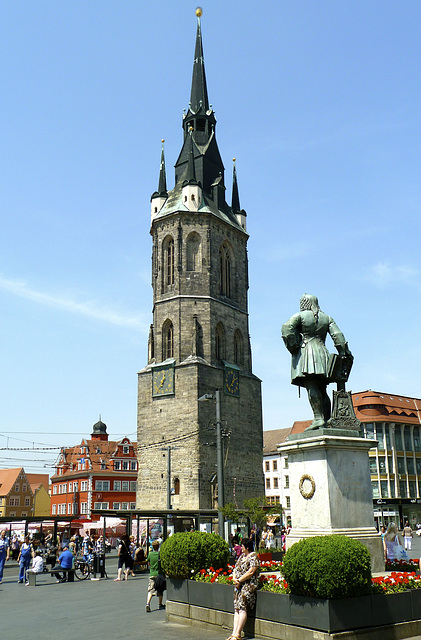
[0,468,24,496]
[352,390,421,424]
[263,428,292,454]
[51,437,137,479]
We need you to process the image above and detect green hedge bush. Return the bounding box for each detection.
[281,535,372,599]
[160,531,229,579]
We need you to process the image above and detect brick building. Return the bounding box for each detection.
[50,420,137,522]
[137,13,264,510]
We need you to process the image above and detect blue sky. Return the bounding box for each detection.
[1,1,420,474]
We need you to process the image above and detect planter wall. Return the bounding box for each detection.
[167,579,421,634]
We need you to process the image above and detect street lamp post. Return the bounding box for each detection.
[198,389,225,539]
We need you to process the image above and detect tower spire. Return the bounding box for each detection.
[231,158,241,212]
[158,139,167,196]
[189,8,209,114]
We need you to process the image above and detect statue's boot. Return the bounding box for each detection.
[306,389,327,430]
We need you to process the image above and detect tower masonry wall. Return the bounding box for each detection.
[137,362,264,510]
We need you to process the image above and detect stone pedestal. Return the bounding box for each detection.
[278,429,384,572]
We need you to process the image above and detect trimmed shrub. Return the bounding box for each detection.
[160,531,229,579]
[282,535,372,599]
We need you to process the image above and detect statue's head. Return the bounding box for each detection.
[300,294,320,313]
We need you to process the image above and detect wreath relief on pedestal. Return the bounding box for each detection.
[299,474,316,499]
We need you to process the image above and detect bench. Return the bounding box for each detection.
[50,568,75,583]
[26,571,43,586]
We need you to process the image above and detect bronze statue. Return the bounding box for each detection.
[282,294,353,430]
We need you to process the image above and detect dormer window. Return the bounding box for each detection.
[123,445,129,455]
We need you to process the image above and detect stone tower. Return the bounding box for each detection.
[137,12,264,511]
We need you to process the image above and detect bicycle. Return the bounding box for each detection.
[74,553,94,580]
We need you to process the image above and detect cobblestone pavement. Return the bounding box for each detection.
[0,556,227,640]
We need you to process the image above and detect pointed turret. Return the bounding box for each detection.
[231,158,247,230]
[151,139,168,221]
[182,128,202,211]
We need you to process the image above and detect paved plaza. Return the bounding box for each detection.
[3,537,421,640]
[0,554,224,640]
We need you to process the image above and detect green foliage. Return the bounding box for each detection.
[220,502,239,522]
[282,535,372,599]
[160,531,230,579]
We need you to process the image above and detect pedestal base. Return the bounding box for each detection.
[279,432,384,572]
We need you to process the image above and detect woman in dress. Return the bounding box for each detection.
[227,538,260,640]
[383,522,402,561]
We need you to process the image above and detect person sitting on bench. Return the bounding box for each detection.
[51,545,74,582]
[26,550,44,585]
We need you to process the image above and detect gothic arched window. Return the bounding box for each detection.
[162,320,174,360]
[163,236,174,287]
[234,330,243,366]
[219,241,233,297]
[173,477,180,495]
[186,232,201,271]
[215,322,225,362]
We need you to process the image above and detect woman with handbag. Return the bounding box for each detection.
[383,522,406,562]
[226,538,260,640]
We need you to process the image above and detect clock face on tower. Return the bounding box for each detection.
[224,367,240,397]
[152,365,174,397]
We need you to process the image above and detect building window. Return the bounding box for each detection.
[95,481,110,491]
[215,322,225,361]
[378,456,386,472]
[123,445,129,454]
[404,426,413,451]
[395,428,403,450]
[9,497,20,506]
[369,457,377,473]
[265,461,270,472]
[122,502,128,510]
[284,458,288,469]
[53,485,58,495]
[122,481,129,491]
[266,478,270,489]
[219,242,232,297]
[286,496,291,508]
[114,461,120,471]
[22,484,27,492]
[130,503,136,509]
[130,461,137,471]
[24,497,31,507]
[414,427,421,451]
[114,481,121,491]
[371,481,380,498]
[186,232,201,271]
[122,461,129,471]
[285,476,289,489]
[399,481,407,498]
[163,237,174,286]
[162,320,174,360]
[397,457,405,474]
[130,481,137,492]
[80,481,88,492]
[113,503,120,510]
[234,330,243,366]
[174,477,180,495]
[94,502,109,510]
[14,484,20,492]
[52,504,57,515]
[273,477,279,489]
[409,481,417,498]
[407,458,415,474]
[272,460,277,472]
[81,503,88,514]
